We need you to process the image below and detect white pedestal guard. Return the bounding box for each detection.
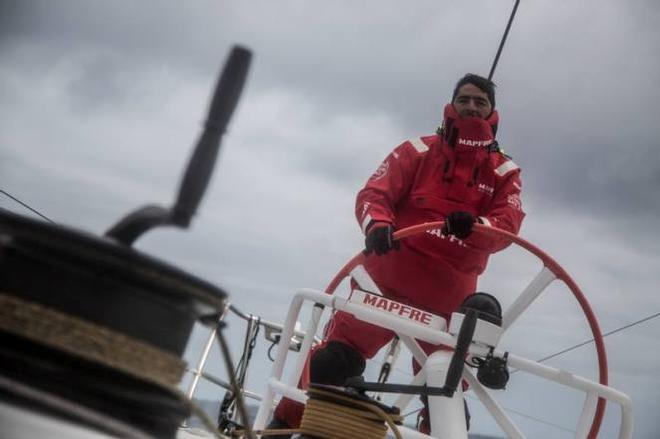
[253,287,633,438]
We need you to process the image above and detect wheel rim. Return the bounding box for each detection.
[324,221,607,438]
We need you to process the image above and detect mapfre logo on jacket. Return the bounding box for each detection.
[457,137,494,148]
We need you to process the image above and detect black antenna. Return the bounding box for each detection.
[488,0,521,81]
[106,46,252,245]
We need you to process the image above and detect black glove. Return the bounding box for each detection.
[364,222,400,256]
[442,211,475,239]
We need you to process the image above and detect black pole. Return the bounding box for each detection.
[488,0,521,81]
[442,310,477,397]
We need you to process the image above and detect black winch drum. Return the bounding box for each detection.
[0,208,227,438]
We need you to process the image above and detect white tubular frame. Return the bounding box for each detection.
[350,265,385,295]
[425,350,468,437]
[252,289,633,439]
[504,353,633,439]
[287,304,324,388]
[185,303,230,400]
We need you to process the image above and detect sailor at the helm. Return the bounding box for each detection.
[272,73,525,435]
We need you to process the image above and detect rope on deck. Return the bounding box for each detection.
[237,386,404,439]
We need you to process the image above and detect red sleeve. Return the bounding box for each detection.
[355,139,427,234]
[468,165,525,253]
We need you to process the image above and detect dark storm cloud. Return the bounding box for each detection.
[3,0,658,227]
[1,0,502,129]
[498,0,660,213]
[4,0,658,247]
[1,0,218,65]
[1,0,234,115]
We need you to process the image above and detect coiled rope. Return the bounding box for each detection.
[1,293,406,439]
[238,386,404,439]
[0,292,233,439]
[0,293,185,388]
[301,386,403,439]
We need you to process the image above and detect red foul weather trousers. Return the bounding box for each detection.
[273,310,450,428]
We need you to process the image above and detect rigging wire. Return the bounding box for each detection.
[535,310,660,364]
[372,310,660,383]
[402,395,576,434]
[235,316,261,386]
[0,189,54,223]
[218,315,260,434]
[400,397,575,435]
[215,330,256,439]
[464,395,576,434]
[381,309,660,430]
[488,0,521,80]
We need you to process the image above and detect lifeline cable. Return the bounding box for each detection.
[535,310,660,364]
[488,0,521,80]
[0,189,54,223]
[236,316,260,388]
[398,311,660,429]
[504,309,660,378]
[215,329,256,439]
[464,394,576,434]
[218,315,260,433]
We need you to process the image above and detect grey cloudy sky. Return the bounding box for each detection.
[2,1,659,438]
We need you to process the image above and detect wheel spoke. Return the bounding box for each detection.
[464,368,525,439]
[350,264,384,295]
[502,266,556,331]
[392,334,427,411]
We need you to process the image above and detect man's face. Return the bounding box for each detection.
[452,83,492,119]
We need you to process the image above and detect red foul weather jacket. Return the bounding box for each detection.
[272,105,525,429]
[356,104,525,319]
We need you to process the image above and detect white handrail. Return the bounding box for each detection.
[184,301,320,410]
[255,289,634,439]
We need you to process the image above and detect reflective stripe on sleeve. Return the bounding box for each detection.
[361,214,373,234]
[494,160,519,176]
[409,138,429,153]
